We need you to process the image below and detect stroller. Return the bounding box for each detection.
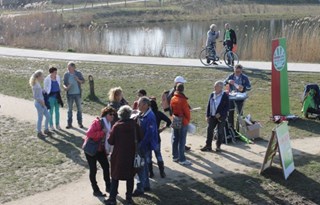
[301,84,320,119]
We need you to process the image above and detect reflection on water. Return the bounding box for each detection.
[1,17,320,62]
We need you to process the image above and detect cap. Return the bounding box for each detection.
[174,76,187,84]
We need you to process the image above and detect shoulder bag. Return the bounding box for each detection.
[133,124,145,169]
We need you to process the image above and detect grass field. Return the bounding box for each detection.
[0,56,320,204]
[0,56,319,139]
[0,116,86,203]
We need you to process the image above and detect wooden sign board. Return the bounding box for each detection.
[260,122,295,180]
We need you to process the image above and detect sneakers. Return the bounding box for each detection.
[104,198,116,205]
[200,146,212,152]
[213,62,218,65]
[37,132,45,138]
[215,147,222,152]
[44,129,52,135]
[66,125,73,129]
[93,190,106,197]
[79,124,84,128]
[173,158,179,162]
[179,160,192,166]
[185,145,191,151]
[56,125,62,130]
[132,190,144,197]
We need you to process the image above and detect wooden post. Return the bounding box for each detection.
[88,75,95,99]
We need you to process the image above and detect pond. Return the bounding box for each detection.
[1,16,320,62]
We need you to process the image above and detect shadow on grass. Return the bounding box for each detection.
[288,117,320,136]
[39,129,88,168]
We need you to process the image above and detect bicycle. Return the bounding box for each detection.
[199,44,239,67]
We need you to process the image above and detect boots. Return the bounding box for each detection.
[148,163,154,178]
[158,161,166,178]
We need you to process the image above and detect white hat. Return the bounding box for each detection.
[174,76,187,84]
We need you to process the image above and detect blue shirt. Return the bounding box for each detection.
[68,74,80,95]
[138,108,159,152]
[50,80,60,93]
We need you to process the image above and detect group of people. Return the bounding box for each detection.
[206,22,237,65]
[29,60,251,205]
[29,62,84,137]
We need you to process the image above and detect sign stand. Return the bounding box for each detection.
[260,122,295,180]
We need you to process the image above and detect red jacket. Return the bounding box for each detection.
[170,92,191,126]
[83,117,105,152]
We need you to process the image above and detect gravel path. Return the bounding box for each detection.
[1,93,319,205]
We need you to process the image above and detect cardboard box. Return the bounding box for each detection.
[239,117,261,139]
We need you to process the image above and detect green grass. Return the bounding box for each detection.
[0,116,86,203]
[0,56,319,140]
[132,153,320,204]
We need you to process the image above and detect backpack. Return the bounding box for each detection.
[161,90,170,112]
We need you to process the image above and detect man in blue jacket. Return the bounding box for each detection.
[133,96,158,196]
[224,64,251,130]
[201,81,229,152]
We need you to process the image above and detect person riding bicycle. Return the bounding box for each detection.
[206,24,220,65]
[223,23,237,66]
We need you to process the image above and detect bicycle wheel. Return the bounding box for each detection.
[223,51,239,67]
[199,48,213,66]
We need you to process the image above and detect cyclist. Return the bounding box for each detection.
[206,24,220,65]
[223,23,237,66]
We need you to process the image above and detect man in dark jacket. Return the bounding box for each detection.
[223,23,237,66]
[201,81,229,152]
[224,64,251,130]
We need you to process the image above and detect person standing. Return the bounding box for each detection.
[223,23,237,66]
[200,81,229,152]
[149,98,171,178]
[224,64,251,130]
[107,87,129,124]
[170,83,192,166]
[29,70,51,138]
[206,24,220,65]
[63,62,85,129]
[84,107,116,197]
[132,89,147,110]
[132,97,158,196]
[105,105,143,205]
[165,76,191,151]
[44,67,63,130]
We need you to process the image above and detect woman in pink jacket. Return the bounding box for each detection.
[83,106,116,197]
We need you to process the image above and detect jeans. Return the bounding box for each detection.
[67,94,82,126]
[206,117,226,149]
[149,142,163,163]
[172,125,188,162]
[136,149,150,192]
[48,96,60,126]
[85,151,111,192]
[34,101,50,133]
[109,178,134,200]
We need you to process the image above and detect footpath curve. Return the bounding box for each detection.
[0,47,319,72]
[1,94,320,205]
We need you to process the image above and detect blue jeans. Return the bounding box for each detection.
[136,149,151,193]
[34,101,50,133]
[150,143,163,163]
[172,125,188,162]
[48,96,60,126]
[67,94,82,126]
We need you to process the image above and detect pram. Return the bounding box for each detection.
[301,84,320,119]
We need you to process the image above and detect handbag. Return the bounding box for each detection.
[83,119,104,156]
[133,124,145,169]
[83,138,99,156]
[171,115,183,129]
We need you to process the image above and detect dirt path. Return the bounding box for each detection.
[1,93,319,205]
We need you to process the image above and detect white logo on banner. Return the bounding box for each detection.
[273,46,286,71]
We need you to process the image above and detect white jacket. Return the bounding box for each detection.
[44,75,61,94]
